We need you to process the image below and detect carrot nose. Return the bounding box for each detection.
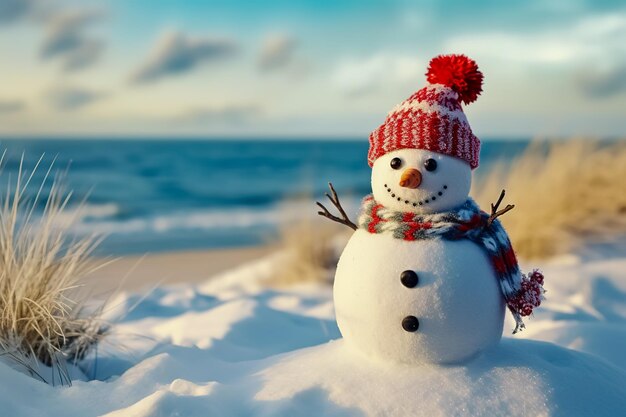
[399,168,422,189]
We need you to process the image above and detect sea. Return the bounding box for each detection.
[0,139,530,255]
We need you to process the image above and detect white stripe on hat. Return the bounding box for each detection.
[388,98,468,125]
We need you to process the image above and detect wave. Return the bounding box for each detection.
[68,198,362,236]
[52,203,121,226]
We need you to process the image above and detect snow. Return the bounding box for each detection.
[2,251,626,416]
[335,230,504,364]
[258,338,626,417]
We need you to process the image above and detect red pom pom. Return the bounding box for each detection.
[426,54,483,105]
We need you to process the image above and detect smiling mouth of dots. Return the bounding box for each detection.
[384,183,448,207]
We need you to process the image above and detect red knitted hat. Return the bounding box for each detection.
[368,54,484,169]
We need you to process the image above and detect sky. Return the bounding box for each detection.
[0,0,625,139]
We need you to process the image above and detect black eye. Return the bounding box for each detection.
[424,158,437,172]
[390,157,402,170]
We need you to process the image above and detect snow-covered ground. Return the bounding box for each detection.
[2,250,626,416]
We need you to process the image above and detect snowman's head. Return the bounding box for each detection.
[371,148,471,213]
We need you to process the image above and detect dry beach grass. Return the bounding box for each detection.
[473,139,626,259]
[267,221,345,286]
[0,156,106,385]
[270,139,626,286]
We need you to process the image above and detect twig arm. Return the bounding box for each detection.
[487,189,515,227]
[491,189,506,213]
[316,182,358,230]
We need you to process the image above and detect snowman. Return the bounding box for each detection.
[318,54,544,365]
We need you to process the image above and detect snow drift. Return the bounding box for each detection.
[1,253,625,416]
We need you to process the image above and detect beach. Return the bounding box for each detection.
[0,139,624,417]
[88,245,275,294]
[2,0,625,413]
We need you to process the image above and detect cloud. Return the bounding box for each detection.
[577,65,626,98]
[46,86,103,110]
[0,2,107,71]
[331,54,422,96]
[62,39,105,71]
[258,34,297,72]
[444,13,626,65]
[442,12,626,100]
[40,8,106,71]
[0,0,35,25]
[130,31,237,84]
[171,105,259,124]
[0,100,25,114]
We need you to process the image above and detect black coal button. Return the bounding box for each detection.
[400,270,419,288]
[402,316,420,332]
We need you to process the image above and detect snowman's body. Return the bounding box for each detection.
[332,147,507,364]
[334,230,504,364]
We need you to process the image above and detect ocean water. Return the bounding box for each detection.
[0,139,530,255]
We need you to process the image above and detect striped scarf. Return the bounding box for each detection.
[358,195,544,333]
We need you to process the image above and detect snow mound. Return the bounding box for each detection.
[259,338,626,417]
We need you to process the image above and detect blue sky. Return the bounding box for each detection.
[0,0,625,138]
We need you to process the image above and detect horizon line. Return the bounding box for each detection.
[0,135,605,142]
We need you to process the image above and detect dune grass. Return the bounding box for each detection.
[267,220,348,287]
[473,139,626,259]
[270,139,626,286]
[0,155,107,385]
